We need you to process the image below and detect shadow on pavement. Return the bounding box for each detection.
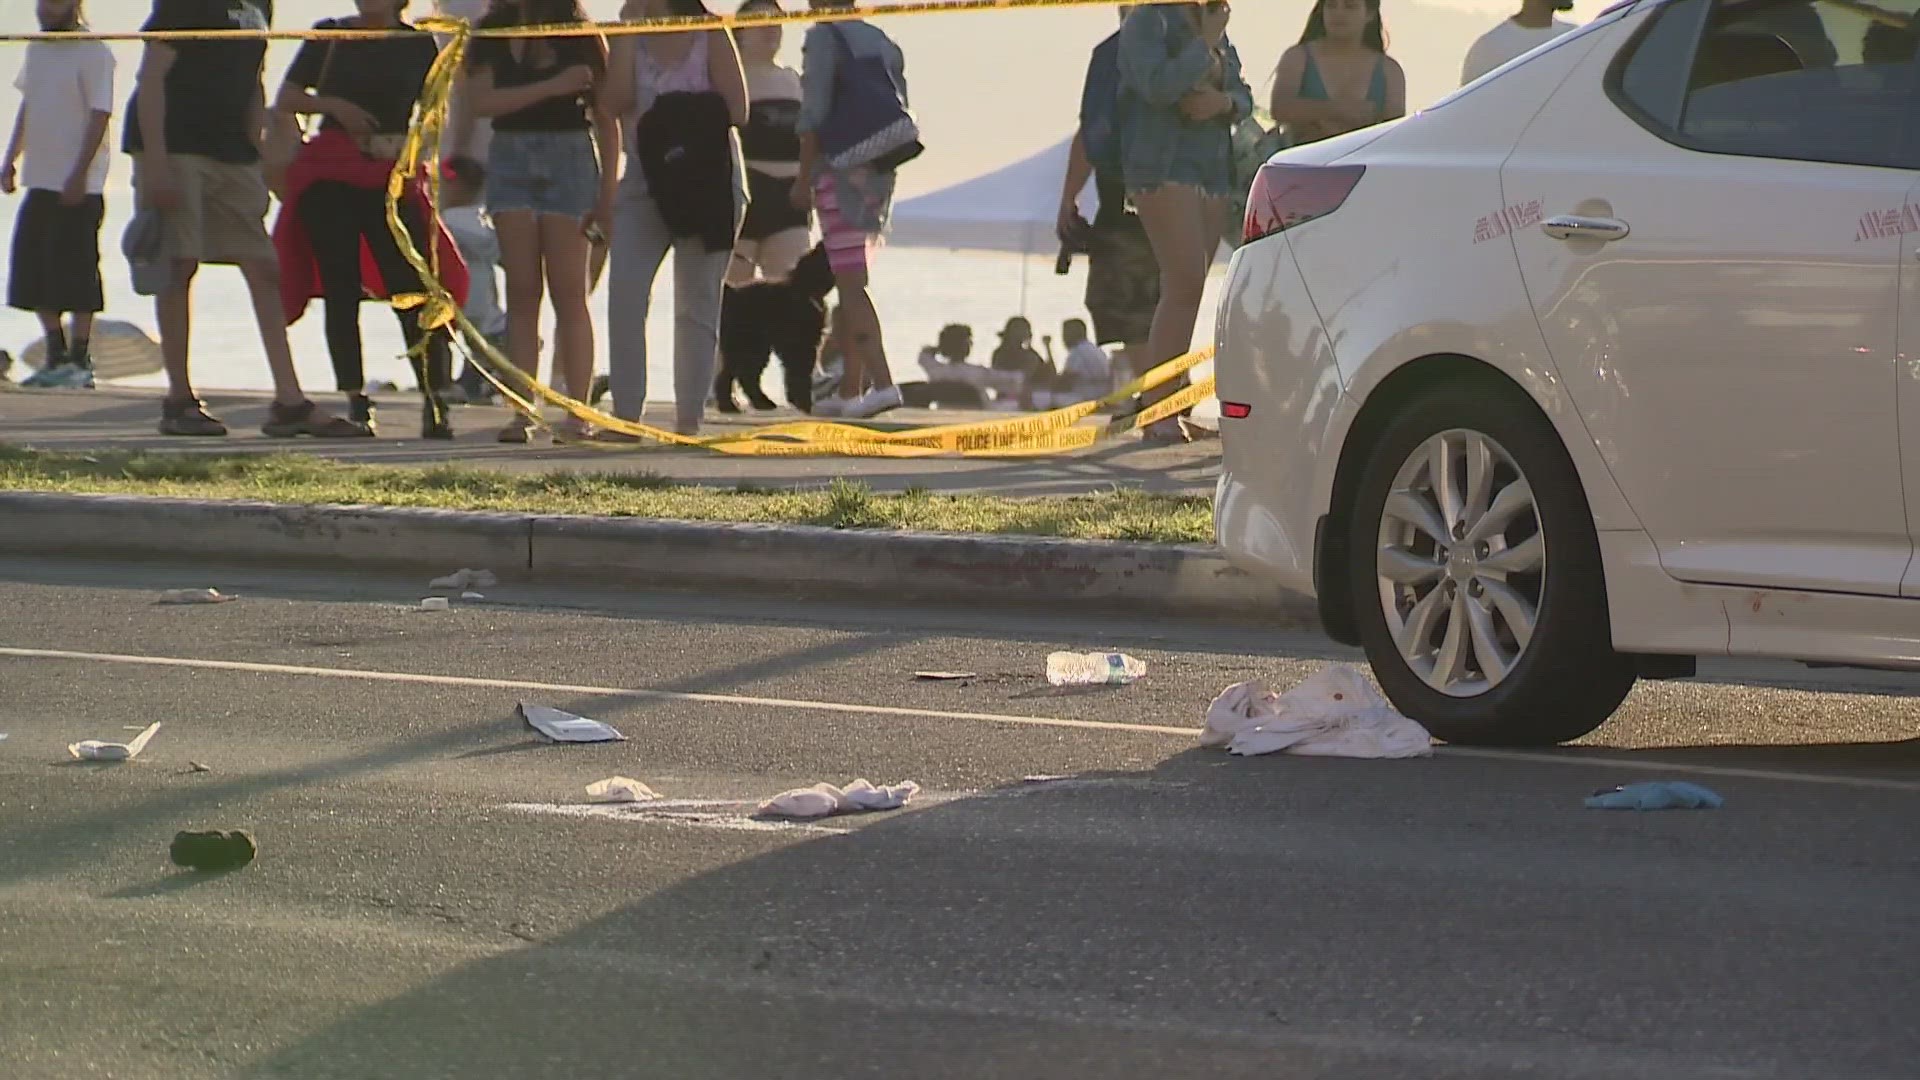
[238,748,1920,1079]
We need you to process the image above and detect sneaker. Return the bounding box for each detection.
[811,396,852,418]
[20,364,63,388]
[262,399,372,438]
[35,364,95,389]
[347,394,378,436]
[159,399,229,437]
[421,398,455,440]
[846,385,904,419]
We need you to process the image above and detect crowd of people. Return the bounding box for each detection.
[1,0,1580,443]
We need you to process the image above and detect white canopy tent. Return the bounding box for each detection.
[890,138,1093,257]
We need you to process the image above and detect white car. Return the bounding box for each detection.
[1213,0,1920,745]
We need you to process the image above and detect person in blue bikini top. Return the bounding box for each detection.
[1269,0,1404,146]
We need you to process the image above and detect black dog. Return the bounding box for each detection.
[714,243,835,414]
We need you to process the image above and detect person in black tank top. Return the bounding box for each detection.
[464,0,615,442]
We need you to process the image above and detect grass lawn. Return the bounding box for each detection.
[0,444,1213,544]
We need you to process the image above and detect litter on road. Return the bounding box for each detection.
[1046,651,1147,686]
[460,591,486,601]
[914,671,976,681]
[430,569,497,591]
[1202,665,1433,759]
[586,776,659,803]
[519,703,627,743]
[69,720,163,761]
[169,829,258,871]
[158,588,235,605]
[418,597,450,612]
[1586,781,1725,810]
[758,778,920,819]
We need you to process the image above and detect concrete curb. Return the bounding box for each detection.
[0,491,1315,625]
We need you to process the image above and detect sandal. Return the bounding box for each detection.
[552,415,596,443]
[159,398,229,437]
[262,399,371,438]
[497,416,534,444]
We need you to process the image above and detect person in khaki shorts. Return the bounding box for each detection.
[125,0,361,437]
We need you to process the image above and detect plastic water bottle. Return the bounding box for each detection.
[1046,651,1147,687]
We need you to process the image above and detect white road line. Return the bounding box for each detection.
[0,645,1198,737]
[5,644,1918,793]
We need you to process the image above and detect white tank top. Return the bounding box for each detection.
[631,31,712,117]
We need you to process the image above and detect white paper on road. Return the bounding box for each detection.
[586,776,659,803]
[418,597,450,612]
[758,778,920,819]
[69,721,162,761]
[430,569,497,591]
[519,703,626,743]
[1202,665,1432,759]
[159,588,235,605]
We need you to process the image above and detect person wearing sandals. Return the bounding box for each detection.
[792,0,915,419]
[125,0,362,437]
[270,0,471,440]
[1116,2,1251,444]
[728,0,810,287]
[466,0,617,443]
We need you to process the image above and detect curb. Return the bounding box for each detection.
[0,491,1316,625]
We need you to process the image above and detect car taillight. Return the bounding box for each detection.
[1242,164,1366,245]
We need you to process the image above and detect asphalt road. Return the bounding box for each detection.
[2,558,1917,1079]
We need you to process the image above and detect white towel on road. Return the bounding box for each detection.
[1203,666,1432,759]
[759,778,921,819]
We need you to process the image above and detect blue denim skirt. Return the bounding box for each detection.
[484,129,600,219]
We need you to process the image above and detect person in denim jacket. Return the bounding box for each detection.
[1117,2,1251,442]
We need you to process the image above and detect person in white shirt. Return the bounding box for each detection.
[440,155,508,402]
[3,0,114,389]
[1057,318,1111,402]
[1460,0,1576,86]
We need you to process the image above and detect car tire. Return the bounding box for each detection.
[1346,383,1635,745]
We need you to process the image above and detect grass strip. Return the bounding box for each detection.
[0,444,1212,544]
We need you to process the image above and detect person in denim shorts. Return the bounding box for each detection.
[1118,2,1251,442]
[466,0,616,442]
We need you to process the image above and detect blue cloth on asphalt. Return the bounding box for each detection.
[1585,781,1724,810]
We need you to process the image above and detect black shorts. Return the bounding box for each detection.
[8,188,105,314]
[740,168,809,242]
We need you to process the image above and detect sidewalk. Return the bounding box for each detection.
[0,385,1219,496]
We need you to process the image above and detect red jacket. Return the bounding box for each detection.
[272,128,470,325]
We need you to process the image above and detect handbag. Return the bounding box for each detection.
[817,24,922,173]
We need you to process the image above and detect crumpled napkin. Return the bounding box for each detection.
[1202,665,1432,759]
[758,778,920,819]
[586,777,659,803]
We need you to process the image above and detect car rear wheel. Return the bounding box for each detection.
[1346,384,1635,745]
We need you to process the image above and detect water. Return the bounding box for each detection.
[0,193,1221,412]
[1046,651,1148,687]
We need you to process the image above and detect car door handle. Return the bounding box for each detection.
[1542,215,1630,242]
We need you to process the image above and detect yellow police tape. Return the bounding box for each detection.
[14,0,1217,456]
